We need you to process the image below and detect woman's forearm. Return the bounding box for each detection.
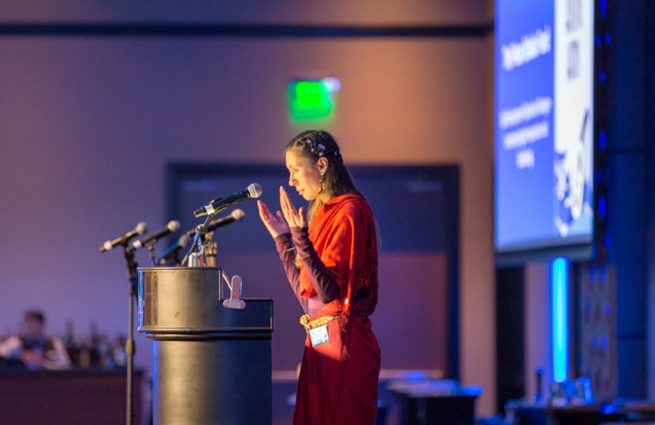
[290,227,341,304]
[274,233,309,313]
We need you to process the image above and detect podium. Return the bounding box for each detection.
[138,267,274,425]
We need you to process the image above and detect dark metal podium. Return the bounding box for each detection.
[138,267,274,425]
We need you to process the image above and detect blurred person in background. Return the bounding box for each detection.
[0,310,71,370]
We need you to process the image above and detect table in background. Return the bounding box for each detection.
[388,379,482,425]
[0,368,143,425]
[516,405,624,425]
[272,369,444,425]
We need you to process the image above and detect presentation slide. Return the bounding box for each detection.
[495,0,594,253]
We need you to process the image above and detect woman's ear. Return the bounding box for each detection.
[317,157,329,176]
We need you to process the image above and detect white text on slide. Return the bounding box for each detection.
[501,25,552,71]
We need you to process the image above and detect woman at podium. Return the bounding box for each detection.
[258,130,380,425]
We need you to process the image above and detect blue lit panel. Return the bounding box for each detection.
[494,0,595,254]
[552,257,569,383]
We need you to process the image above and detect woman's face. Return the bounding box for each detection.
[286,150,322,201]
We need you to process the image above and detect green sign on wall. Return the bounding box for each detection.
[288,78,340,120]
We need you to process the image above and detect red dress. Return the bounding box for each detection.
[276,194,381,425]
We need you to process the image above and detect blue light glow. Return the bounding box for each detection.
[599,130,607,151]
[406,370,427,381]
[599,195,606,220]
[551,257,569,383]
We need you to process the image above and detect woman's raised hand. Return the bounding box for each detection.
[257,200,290,239]
[279,186,307,229]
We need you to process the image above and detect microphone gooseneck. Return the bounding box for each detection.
[156,234,190,266]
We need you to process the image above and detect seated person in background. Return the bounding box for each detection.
[0,310,71,370]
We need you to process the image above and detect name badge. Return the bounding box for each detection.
[309,324,329,347]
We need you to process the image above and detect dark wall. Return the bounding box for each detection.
[607,0,650,398]
[647,0,655,400]
[496,267,525,412]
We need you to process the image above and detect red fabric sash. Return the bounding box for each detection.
[298,194,378,318]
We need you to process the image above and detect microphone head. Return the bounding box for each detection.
[167,220,181,232]
[247,183,263,199]
[136,222,148,235]
[231,209,245,221]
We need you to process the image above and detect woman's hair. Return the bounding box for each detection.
[286,130,363,223]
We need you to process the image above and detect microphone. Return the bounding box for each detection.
[186,209,245,237]
[127,220,180,253]
[193,183,262,217]
[156,234,190,266]
[99,222,147,253]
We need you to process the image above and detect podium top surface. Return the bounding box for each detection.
[137,267,273,336]
[137,266,220,271]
